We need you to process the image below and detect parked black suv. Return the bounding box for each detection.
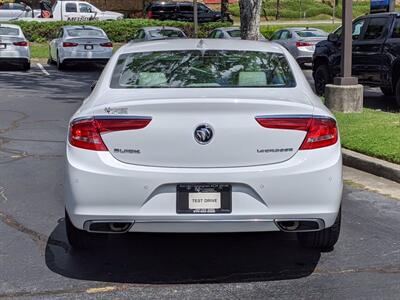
[313,12,400,106]
[145,1,232,23]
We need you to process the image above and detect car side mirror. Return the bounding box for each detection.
[328,33,339,43]
[90,81,97,91]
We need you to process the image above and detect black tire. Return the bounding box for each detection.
[314,64,331,96]
[380,86,394,97]
[57,53,65,70]
[297,208,341,250]
[65,210,107,251]
[22,61,30,71]
[394,79,400,107]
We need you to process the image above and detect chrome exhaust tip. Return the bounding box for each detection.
[83,220,133,233]
[274,219,325,232]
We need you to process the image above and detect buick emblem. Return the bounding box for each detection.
[194,124,213,145]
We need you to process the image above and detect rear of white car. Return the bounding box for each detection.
[52,26,113,69]
[0,24,30,70]
[65,40,342,251]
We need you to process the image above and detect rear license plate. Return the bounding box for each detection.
[177,184,231,214]
[0,44,6,49]
[84,44,93,50]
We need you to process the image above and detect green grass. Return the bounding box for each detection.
[335,109,400,164]
[30,43,49,59]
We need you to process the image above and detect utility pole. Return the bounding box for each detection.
[193,0,198,38]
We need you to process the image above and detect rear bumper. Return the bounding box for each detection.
[62,58,110,65]
[0,57,29,65]
[60,49,112,63]
[65,142,343,233]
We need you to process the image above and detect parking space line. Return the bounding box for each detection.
[36,63,50,76]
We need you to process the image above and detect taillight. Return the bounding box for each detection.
[255,116,338,150]
[100,42,113,48]
[13,41,28,46]
[63,42,78,47]
[296,41,313,47]
[69,117,152,151]
[147,10,153,18]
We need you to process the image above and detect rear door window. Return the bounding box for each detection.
[392,18,400,38]
[65,3,78,13]
[0,27,19,36]
[363,17,388,40]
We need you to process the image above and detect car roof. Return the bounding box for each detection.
[119,39,284,54]
[142,26,184,32]
[0,24,22,29]
[62,25,102,30]
[214,27,240,32]
[362,12,400,18]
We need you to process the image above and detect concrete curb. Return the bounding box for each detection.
[342,149,400,184]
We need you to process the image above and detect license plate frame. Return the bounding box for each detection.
[177,184,232,214]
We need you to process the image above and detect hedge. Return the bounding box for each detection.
[12,19,229,43]
[11,19,339,43]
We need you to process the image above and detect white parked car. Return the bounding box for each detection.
[0,24,30,70]
[49,25,113,70]
[65,39,342,251]
[0,2,33,20]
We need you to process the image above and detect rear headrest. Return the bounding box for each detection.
[238,72,267,86]
[137,72,167,86]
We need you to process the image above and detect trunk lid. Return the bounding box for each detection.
[65,37,110,52]
[96,98,314,168]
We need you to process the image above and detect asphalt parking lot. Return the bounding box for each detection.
[0,63,399,299]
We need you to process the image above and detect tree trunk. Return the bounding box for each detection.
[239,0,262,40]
[221,0,229,22]
[276,0,280,20]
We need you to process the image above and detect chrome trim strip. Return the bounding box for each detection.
[71,115,152,123]
[255,114,335,121]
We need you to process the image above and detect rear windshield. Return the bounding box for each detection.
[149,29,185,38]
[111,50,296,89]
[296,30,327,37]
[227,30,241,38]
[0,27,19,36]
[67,29,105,37]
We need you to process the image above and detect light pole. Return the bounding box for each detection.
[193,0,198,38]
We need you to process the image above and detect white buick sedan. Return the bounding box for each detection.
[65,39,342,251]
[49,25,113,70]
[0,24,30,70]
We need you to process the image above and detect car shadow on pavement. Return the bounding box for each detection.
[45,220,321,284]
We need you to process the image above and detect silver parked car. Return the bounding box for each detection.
[0,24,30,70]
[49,25,113,70]
[131,26,187,41]
[0,2,33,20]
[209,27,267,41]
[270,27,328,67]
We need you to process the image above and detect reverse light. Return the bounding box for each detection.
[100,42,113,48]
[13,41,28,46]
[63,42,78,47]
[255,116,338,150]
[69,117,152,151]
[296,41,313,47]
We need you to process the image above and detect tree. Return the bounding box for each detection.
[221,0,229,22]
[239,0,262,40]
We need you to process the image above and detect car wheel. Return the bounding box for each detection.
[394,80,400,107]
[57,53,65,70]
[314,64,331,96]
[22,61,30,71]
[297,207,341,250]
[380,86,394,96]
[65,210,107,251]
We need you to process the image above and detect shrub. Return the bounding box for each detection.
[12,19,229,42]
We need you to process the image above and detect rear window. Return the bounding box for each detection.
[149,29,185,38]
[296,30,327,38]
[67,29,105,37]
[227,30,241,38]
[111,50,296,89]
[0,27,19,36]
